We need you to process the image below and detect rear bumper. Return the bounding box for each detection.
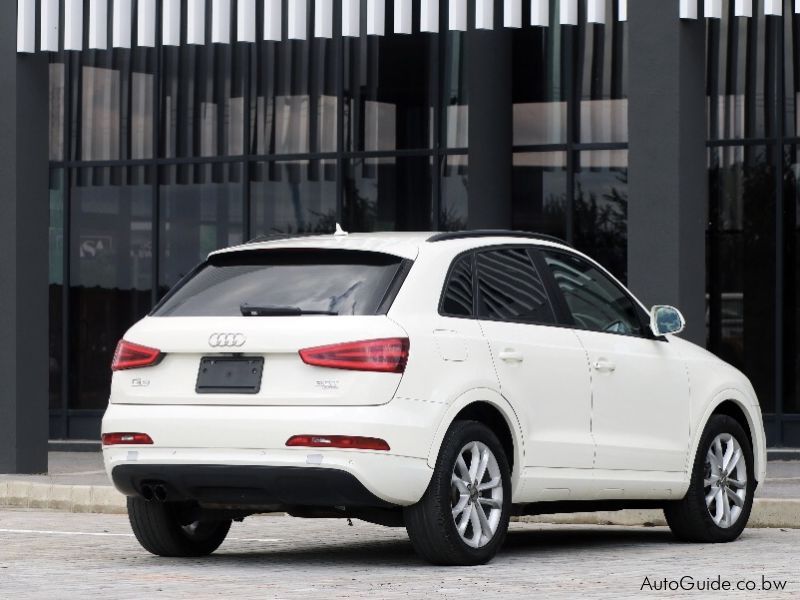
[111,463,395,508]
[101,398,441,505]
[103,446,432,506]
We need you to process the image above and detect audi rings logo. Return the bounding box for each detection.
[208,333,247,348]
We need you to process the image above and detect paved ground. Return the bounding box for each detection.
[2,452,799,498]
[0,509,797,599]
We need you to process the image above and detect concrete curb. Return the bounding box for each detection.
[1,482,799,528]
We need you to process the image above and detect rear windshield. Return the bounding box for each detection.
[153,249,405,317]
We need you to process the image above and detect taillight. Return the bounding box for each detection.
[101,432,154,446]
[286,435,390,451]
[111,340,162,371]
[298,338,409,373]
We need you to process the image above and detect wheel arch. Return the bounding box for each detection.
[689,390,766,485]
[425,389,525,497]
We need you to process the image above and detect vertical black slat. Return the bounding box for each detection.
[335,0,344,224]
[432,1,442,229]
[243,41,252,239]
[744,2,758,137]
[61,52,73,438]
[707,17,721,353]
[565,25,575,245]
[774,12,785,444]
[152,2,163,305]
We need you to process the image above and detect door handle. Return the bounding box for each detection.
[499,350,524,363]
[593,359,616,373]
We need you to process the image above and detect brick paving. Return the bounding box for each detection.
[0,508,797,599]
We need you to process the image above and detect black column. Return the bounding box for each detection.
[0,20,50,472]
[466,9,513,229]
[627,0,707,345]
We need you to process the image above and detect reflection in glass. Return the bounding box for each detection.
[512,13,567,145]
[786,4,800,137]
[159,163,244,292]
[161,44,246,157]
[573,150,628,282]
[253,35,337,154]
[73,49,155,160]
[512,152,568,239]
[343,157,432,231]
[49,58,64,161]
[440,155,468,230]
[49,170,64,413]
[68,167,153,410]
[707,2,771,140]
[785,145,799,414]
[442,32,468,148]
[577,0,628,143]
[250,160,337,235]
[344,33,433,150]
[707,146,776,413]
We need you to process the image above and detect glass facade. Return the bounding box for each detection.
[45,0,795,444]
[706,0,800,444]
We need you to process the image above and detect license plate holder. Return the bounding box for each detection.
[196,357,264,394]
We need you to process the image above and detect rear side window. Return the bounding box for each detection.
[476,248,556,325]
[153,249,405,317]
[441,254,474,317]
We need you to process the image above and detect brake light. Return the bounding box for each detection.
[286,435,390,451]
[298,338,409,373]
[101,432,154,446]
[111,340,162,371]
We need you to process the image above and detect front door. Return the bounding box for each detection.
[541,249,690,473]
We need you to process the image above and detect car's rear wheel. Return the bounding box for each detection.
[127,497,232,557]
[404,420,512,565]
[664,414,754,543]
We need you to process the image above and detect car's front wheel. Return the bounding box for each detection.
[664,414,755,543]
[128,497,232,557]
[404,420,512,565]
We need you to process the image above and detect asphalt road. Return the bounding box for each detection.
[0,509,797,599]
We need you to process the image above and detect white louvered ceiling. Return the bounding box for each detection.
[15,0,800,53]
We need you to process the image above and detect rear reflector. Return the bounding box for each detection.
[298,338,409,373]
[112,340,162,371]
[101,432,154,446]
[286,435,391,451]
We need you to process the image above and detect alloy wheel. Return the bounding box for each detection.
[704,433,748,529]
[450,441,504,548]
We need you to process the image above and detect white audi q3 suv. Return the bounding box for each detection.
[102,229,767,565]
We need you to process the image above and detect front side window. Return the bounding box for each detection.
[543,250,642,336]
[441,254,474,317]
[476,248,556,325]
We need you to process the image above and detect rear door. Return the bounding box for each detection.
[540,249,690,473]
[111,248,412,406]
[475,246,594,469]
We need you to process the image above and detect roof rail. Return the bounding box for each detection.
[426,230,571,246]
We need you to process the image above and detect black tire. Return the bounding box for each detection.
[404,420,512,565]
[664,414,755,543]
[127,497,232,557]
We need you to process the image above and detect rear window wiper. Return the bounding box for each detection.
[240,304,338,316]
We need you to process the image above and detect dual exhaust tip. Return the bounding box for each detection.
[140,483,168,503]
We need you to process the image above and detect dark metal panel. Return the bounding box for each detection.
[627,0,708,346]
[466,0,512,229]
[0,16,50,472]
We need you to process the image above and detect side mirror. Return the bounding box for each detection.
[650,305,686,337]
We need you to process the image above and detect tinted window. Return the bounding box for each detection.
[543,250,643,336]
[476,248,555,324]
[154,249,403,317]
[441,254,474,317]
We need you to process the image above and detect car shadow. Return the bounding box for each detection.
[188,525,677,567]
